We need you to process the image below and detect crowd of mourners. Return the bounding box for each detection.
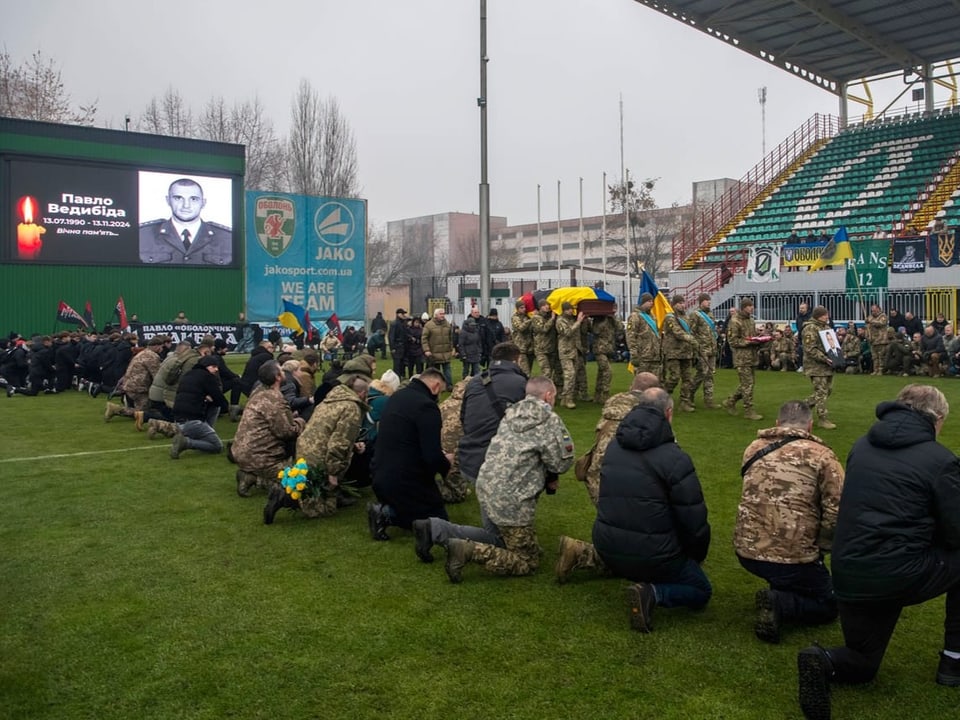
[4,296,960,720]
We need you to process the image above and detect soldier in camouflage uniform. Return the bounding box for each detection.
[688,293,719,408]
[734,400,844,643]
[626,293,662,377]
[438,378,471,503]
[770,329,796,371]
[801,306,838,430]
[442,377,574,582]
[590,314,617,404]
[840,328,862,374]
[660,294,699,412]
[232,360,306,497]
[296,375,369,497]
[576,316,591,401]
[144,340,206,438]
[104,336,165,427]
[577,371,660,506]
[866,303,889,375]
[722,298,766,421]
[531,300,559,386]
[511,300,536,376]
[555,302,586,409]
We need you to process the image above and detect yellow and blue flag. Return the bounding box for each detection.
[639,269,673,329]
[808,226,854,272]
[278,299,306,334]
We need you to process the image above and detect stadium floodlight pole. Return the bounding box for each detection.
[478,0,490,316]
[557,180,562,282]
[537,184,542,285]
[579,176,584,281]
[620,94,632,305]
[758,86,767,156]
[601,171,607,286]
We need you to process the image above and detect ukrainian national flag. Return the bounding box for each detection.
[808,227,854,272]
[278,299,307,334]
[639,269,673,329]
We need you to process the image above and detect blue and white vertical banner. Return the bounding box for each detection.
[246,191,366,326]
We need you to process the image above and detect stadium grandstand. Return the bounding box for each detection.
[642,1,960,326]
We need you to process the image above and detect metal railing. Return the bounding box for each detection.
[672,113,842,269]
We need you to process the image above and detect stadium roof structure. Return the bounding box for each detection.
[632,1,960,94]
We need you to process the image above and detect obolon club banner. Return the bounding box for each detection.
[246,192,366,327]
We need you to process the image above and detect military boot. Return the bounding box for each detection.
[134,411,145,431]
[104,402,125,422]
[412,519,434,563]
[157,420,178,438]
[703,397,718,409]
[679,402,696,413]
[444,538,475,583]
[818,418,837,430]
[744,409,764,421]
[263,485,284,525]
[555,535,598,584]
[236,470,259,498]
[228,405,243,422]
[626,582,657,633]
[169,431,189,460]
[722,398,737,416]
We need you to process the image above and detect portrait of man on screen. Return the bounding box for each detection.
[139,175,232,265]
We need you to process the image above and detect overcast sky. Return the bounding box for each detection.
[4,0,929,228]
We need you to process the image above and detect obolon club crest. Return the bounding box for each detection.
[314,202,356,247]
[255,196,296,258]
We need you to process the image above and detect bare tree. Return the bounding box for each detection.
[138,87,194,137]
[197,96,284,190]
[367,221,446,286]
[0,50,96,124]
[449,231,518,272]
[604,178,684,279]
[286,79,360,197]
[366,223,416,286]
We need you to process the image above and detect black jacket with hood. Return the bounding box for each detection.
[833,401,960,602]
[592,405,710,580]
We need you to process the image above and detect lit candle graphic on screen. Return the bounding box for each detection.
[16,196,45,260]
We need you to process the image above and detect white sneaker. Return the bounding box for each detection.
[796,366,804,372]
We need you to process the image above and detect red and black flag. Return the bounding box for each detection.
[83,300,95,330]
[303,310,314,342]
[114,296,129,331]
[57,300,88,327]
[325,313,343,341]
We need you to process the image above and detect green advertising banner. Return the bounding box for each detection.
[846,239,890,300]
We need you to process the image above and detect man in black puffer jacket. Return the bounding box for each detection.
[555,387,711,633]
[798,384,960,720]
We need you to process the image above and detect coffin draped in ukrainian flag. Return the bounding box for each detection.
[519,286,617,316]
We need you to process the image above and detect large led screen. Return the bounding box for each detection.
[5,158,239,267]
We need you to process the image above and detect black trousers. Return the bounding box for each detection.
[827,551,960,684]
[738,555,838,626]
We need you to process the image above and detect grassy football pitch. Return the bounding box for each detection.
[1,360,958,719]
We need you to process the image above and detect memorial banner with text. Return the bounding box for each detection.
[845,239,889,300]
[245,191,367,327]
[891,237,926,273]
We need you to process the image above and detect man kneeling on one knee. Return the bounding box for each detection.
[412,376,574,582]
[554,387,711,632]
